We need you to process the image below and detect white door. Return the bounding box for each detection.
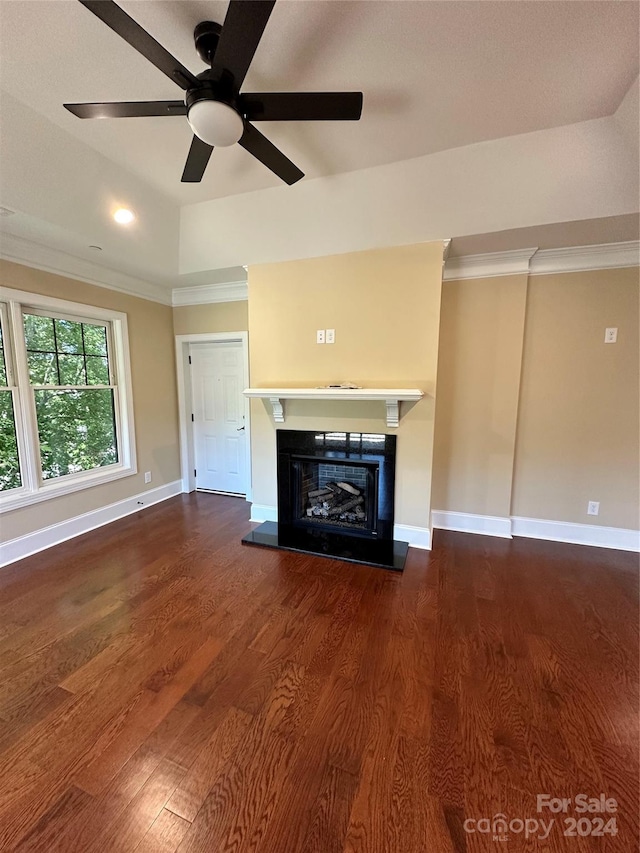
[190,341,247,494]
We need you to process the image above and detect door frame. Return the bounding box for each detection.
[175,332,251,500]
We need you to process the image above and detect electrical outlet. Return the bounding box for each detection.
[604,328,618,343]
[316,329,325,344]
[326,328,335,344]
[144,471,152,484]
[587,500,600,516]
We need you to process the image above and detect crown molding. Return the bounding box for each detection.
[0,233,171,305]
[172,280,248,306]
[530,240,640,275]
[443,248,537,281]
[443,240,639,281]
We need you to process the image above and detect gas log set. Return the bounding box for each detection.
[305,481,366,525]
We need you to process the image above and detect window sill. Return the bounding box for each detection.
[0,464,137,513]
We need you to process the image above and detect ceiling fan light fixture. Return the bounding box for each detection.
[187,100,244,147]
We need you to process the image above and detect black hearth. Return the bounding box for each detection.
[242,430,408,570]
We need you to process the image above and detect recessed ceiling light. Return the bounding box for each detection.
[113,208,135,225]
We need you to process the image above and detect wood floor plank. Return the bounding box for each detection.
[13,785,93,853]
[300,763,359,853]
[28,701,198,853]
[134,808,191,853]
[0,495,636,852]
[86,756,187,853]
[177,721,294,853]
[165,705,253,822]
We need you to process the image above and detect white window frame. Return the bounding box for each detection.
[0,286,137,512]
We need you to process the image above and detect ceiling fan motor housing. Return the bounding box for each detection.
[186,67,238,113]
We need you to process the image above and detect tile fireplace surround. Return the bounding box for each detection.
[242,430,409,570]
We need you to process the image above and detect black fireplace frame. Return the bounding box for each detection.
[241,430,408,571]
[277,430,396,542]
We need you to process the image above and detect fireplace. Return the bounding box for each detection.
[298,460,374,532]
[242,430,408,570]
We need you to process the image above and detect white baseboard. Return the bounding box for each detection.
[511,516,640,552]
[250,504,278,523]
[0,480,183,568]
[393,524,431,550]
[431,510,513,538]
[431,509,639,552]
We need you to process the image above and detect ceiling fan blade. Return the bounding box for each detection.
[213,0,276,91]
[64,101,186,119]
[241,92,363,122]
[182,135,214,183]
[78,0,199,90]
[238,122,303,185]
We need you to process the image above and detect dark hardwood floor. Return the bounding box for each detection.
[0,493,637,852]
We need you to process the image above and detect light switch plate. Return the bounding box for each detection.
[326,329,335,344]
[316,330,325,344]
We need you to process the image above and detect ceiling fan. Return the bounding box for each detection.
[64,0,363,184]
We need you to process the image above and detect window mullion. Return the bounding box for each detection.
[8,301,43,491]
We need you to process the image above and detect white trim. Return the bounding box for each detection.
[172,281,248,306]
[0,285,138,322]
[431,510,513,538]
[0,466,138,513]
[243,387,424,428]
[0,480,182,568]
[394,523,431,550]
[443,248,537,281]
[511,516,640,552]
[443,241,639,282]
[175,331,251,500]
[431,509,639,552]
[250,503,278,523]
[530,241,640,276]
[0,287,137,511]
[0,233,171,305]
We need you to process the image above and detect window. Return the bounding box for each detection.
[0,314,22,492]
[0,288,136,511]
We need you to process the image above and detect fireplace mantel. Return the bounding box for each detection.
[243,387,424,428]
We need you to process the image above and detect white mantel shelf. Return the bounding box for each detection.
[243,387,424,428]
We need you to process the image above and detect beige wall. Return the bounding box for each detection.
[432,274,528,517]
[4,255,635,548]
[512,267,639,528]
[173,301,248,336]
[433,265,639,531]
[1,260,181,542]
[248,243,444,529]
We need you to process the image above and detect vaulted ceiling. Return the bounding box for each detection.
[0,0,638,299]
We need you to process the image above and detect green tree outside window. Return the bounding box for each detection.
[22,313,118,481]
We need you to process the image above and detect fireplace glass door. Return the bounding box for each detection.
[293,459,378,535]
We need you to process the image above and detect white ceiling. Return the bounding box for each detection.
[0,0,638,294]
[1,0,637,203]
